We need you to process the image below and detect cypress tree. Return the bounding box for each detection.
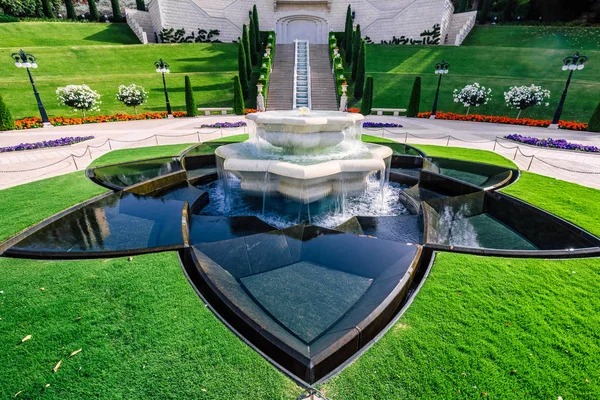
[588,101,600,132]
[65,0,76,19]
[252,4,261,51]
[233,76,245,115]
[42,0,55,18]
[360,77,374,115]
[503,0,515,21]
[526,0,539,20]
[354,40,366,99]
[0,95,15,131]
[344,5,353,64]
[243,25,254,74]
[478,0,490,23]
[238,42,250,99]
[185,76,197,117]
[248,21,258,66]
[88,0,99,21]
[458,0,468,12]
[135,0,145,11]
[110,0,122,21]
[406,76,421,117]
[351,24,361,81]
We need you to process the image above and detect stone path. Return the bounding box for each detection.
[0,115,599,190]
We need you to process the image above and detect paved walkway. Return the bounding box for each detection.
[0,115,599,190]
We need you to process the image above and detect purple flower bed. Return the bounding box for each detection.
[363,122,403,128]
[0,136,95,153]
[505,134,599,153]
[200,121,247,128]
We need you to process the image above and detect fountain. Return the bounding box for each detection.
[215,109,393,207]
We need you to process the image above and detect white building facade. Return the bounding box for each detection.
[126,0,477,46]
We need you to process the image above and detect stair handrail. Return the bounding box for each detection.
[306,41,312,109]
[293,40,298,109]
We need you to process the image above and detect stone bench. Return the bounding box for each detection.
[372,108,407,117]
[197,107,233,116]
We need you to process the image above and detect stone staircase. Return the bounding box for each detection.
[294,40,310,108]
[267,45,294,110]
[125,9,156,44]
[309,45,338,111]
[444,11,477,46]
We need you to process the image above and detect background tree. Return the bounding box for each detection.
[243,25,254,73]
[354,40,366,99]
[406,77,421,117]
[249,19,258,65]
[184,76,197,117]
[65,0,76,19]
[233,75,245,115]
[110,0,122,21]
[478,0,490,23]
[526,0,540,20]
[344,5,353,64]
[135,0,145,11]
[0,95,15,131]
[360,77,374,115]
[252,4,261,51]
[458,0,469,12]
[237,42,249,99]
[503,0,515,21]
[116,84,148,115]
[42,0,55,18]
[588,101,600,132]
[88,0,99,21]
[351,24,361,82]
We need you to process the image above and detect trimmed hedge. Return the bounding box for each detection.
[0,95,15,131]
[361,77,374,115]
[238,42,249,99]
[354,40,366,99]
[110,0,123,21]
[89,0,100,20]
[184,76,197,117]
[352,24,361,82]
[65,0,76,19]
[233,76,245,115]
[588,101,600,132]
[407,76,421,117]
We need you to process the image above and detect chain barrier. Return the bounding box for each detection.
[0,127,239,174]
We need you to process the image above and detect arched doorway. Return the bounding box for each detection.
[276,15,328,44]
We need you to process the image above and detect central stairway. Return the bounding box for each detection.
[267,44,294,110]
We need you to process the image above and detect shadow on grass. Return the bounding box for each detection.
[82,23,140,45]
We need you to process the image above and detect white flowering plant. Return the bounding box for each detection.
[504,85,550,119]
[116,84,149,115]
[453,83,492,115]
[56,85,101,117]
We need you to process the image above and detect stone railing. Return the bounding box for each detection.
[125,9,149,44]
[454,11,477,46]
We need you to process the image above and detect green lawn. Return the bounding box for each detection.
[89,143,195,168]
[0,22,140,47]
[412,144,518,169]
[1,142,600,398]
[0,24,238,119]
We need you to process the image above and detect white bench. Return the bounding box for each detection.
[197,107,233,116]
[372,108,407,117]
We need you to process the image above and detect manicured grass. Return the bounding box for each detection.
[412,144,518,168]
[0,22,140,47]
[0,171,107,242]
[463,25,600,50]
[89,143,195,168]
[353,29,600,121]
[323,252,600,399]
[502,171,600,237]
[0,39,237,119]
[0,253,299,399]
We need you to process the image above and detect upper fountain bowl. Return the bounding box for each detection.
[246,110,364,152]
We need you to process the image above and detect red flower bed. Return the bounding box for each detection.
[416,112,588,131]
[244,108,258,114]
[14,111,188,130]
[348,108,361,113]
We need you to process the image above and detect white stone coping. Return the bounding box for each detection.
[246,110,364,127]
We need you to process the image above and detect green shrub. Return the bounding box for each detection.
[42,0,54,18]
[407,76,421,117]
[252,4,260,50]
[65,0,76,19]
[87,0,99,20]
[110,0,122,21]
[233,75,245,115]
[0,14,20,22]
[354,40,366,99]
[588,101,600,132]
[135,0,145,11]
[238,42,249,99]
[479,0,490,23]
[242,24,253,75]
[360,77,374,115]
[0,95,15,131]
[351,24,361,82]
[344,5,353,64]
[184,76,197,117]
[248,20,257,66]
[458,0,468,12]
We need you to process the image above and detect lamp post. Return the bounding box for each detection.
[549,52,588,129]
[154,59,173,118]
[11,49,51,128]
[430,60,450,119]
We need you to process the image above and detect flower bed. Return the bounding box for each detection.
[0,136,95,153]
[14,112,187,130]
[504,134,599,153]
[348,108,361,114]
[416,112,588,131]
[200,121,247,128]
[363,122,403,128]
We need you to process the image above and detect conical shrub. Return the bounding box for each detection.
[588,101,600,132]
[406,76,421,117]
[354,40,366,99]
[42,0,55,18]
[352,24,361,81]
[233,76,245,115]
[243,25,253,74]
[65,0,76,19]
[185,76,197,117]
[360,77,374,115]
[238,42,250,99]
[252,4,261,51]
[88,0,99,20]
[110,0,122,21]
[344,5,353,64]
[0,95,15,131]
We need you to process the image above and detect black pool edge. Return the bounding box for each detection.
[177,244,432,389]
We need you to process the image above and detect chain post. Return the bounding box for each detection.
[72,155,78,170]
[88,146,92,159]
[446,135,451,146]
[527,156,534,171]
[513,147,518,160]
[493,139,497,151]
[404,132,408,143]
[108,139,112,150]
[155,135,159,145]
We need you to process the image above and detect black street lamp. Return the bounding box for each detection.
[11,49,51,127]
[550,52,588,129]
[430,60,450,119]
[154,59,173,118]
